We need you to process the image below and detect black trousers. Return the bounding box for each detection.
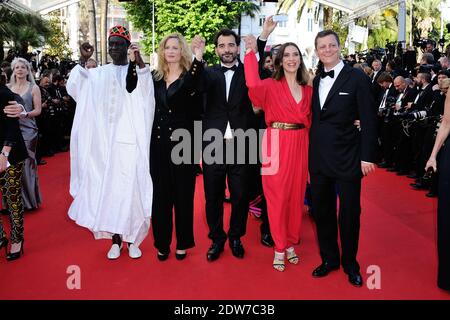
[310,173,362,274]
[203,159,249,245]
[151,156,196,254]
[380,120,397,166]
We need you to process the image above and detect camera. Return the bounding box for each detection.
[397,110,428,120]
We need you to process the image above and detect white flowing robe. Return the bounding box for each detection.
[66,63,155,246]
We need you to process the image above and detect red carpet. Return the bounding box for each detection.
[0,151,449,300]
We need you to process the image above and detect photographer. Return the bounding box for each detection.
[412,78,450,194]
[377,72,398,168]
[37,70,56,158]
[391,77,419,174]
[395,72,433,178]
[425,40,441,64]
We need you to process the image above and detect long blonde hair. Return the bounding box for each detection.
[154,33,192,81]
[10,57,36,86]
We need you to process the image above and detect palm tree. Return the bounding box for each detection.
[412,0,442,39]
[0,7,50,60]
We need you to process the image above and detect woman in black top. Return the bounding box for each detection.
[151,33,205,261]
[0,70,28,261]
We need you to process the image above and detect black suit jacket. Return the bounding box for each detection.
[309,64,378,180]
[0,85,28,165]
[414,84,434,111]
[199,63,253,136]
[399,86,418,110]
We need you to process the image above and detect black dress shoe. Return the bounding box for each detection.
[396,170,409,176]
[407,173,418,179]
[312,263,339,278]
[175,250,187,260]
[387,167,398,172]
[411,182,427,190]
[157,251,169,261]
[348,272,363,287]
[206,243,224,262]
[229,239,245,258]
[261,233,274,247]
[426,192,438,198]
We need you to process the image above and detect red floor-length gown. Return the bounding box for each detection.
[244,51,312,252]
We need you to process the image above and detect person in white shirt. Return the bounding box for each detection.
[66,26,155,260]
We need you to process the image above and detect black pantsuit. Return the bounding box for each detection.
[150,59,203,254]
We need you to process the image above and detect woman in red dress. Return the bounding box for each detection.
[244,40,312,271]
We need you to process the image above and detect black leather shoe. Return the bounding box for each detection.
[387,167,398,172]
[175,250,187,260]
[229,239,245,258]
[261,233,274,247]
[426,192,438,198]
[157,251,169,261]
[396,170,409,176]
[407,173,418,179]
[411,182,427,190]
[312,263,339,278]
[206,243,224,262]
[348,272,363,287]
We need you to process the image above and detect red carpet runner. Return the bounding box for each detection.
[0,151,449,300]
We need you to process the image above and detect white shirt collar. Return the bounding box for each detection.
[220,61,239,68]
[324,60,344,74]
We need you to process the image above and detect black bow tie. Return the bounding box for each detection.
[320,70,334,79]
[221,65,237,73]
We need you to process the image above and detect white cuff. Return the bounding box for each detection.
[137,65,150,74]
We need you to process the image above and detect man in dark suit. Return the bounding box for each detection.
[376,72,399,169]
[200,29,253,262]
[371,59,384,103]
[309,30,378,287]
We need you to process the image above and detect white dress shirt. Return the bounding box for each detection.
[222,61,239,139]
[319,60,345,109]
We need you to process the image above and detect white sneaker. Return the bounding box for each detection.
[128,243,142,259]
[107,243,122,260]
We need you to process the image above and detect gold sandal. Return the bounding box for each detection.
[273,252,285,272]
[286,247,299,265]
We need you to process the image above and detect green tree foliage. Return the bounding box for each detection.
[42,12,73,59]
[124,0,259,64]
[0,7,50,59]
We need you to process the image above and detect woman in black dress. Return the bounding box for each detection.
[426,90,450,293]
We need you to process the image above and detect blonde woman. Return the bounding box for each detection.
[7,58,42,211]
[151,33,205,261]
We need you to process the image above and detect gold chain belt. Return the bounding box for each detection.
[271,122,305,130]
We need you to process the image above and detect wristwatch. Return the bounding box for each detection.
[1,151,9,157]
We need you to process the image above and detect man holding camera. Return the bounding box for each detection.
[377,72,398,169]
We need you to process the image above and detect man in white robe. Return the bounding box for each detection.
[66,26,155,259]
